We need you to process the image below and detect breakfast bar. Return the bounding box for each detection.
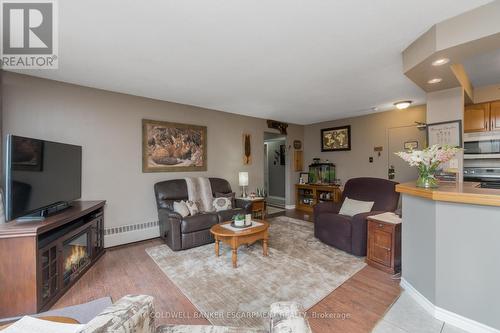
[396,181,500,331]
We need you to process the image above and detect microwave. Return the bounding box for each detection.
[464,133,500,159]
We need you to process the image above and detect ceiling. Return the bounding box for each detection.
[12,0,493,125]
[463,47,500,87]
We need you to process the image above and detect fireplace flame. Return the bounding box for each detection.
[64,245,88,272]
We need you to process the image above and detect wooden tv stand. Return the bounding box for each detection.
[0,201,106,318]
[295,184,342,213]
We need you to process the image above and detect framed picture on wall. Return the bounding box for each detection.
[404,141,419,151]
[142,119,207,172]
[426,120,462,148]
[299,172,309,184]
[321,125,351,151]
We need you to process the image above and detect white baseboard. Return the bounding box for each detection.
[401,278,500,333]
[104,226,159,248]
[400,278,439,316]
[434,306,499,333]
[285,204,296,210]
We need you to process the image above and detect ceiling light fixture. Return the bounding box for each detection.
[432,58,450,66]
[428,78,443,84]
[394,101,412,110]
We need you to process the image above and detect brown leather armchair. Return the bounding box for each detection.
[314,177,400,256]
[154,178,252,251]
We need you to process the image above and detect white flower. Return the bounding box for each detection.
[395,145,461,169]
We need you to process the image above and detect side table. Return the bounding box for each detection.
[366,212,402,274]
[237,197,266,219]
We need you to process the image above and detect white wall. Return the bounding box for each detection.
[2,72,303,246]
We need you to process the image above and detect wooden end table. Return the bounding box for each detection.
[366,213,402,274]
[210,220,269,268]
[237,197,266,219]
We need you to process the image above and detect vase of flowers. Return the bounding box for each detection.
[396,145,461,188]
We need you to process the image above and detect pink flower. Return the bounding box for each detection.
[396,145,461,169]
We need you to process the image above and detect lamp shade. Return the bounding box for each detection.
[239,172,249,186]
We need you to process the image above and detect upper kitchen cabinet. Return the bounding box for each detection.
[464,102,491,133]
[490,101,500,132]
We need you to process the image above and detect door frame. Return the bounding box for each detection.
[386,124,427,182]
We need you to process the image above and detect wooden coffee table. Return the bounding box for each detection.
[210,220,269,268]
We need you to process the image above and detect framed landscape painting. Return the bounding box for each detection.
[142,119,207,172]
[321,125,351,151]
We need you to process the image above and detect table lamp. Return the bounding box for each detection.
[239,172,249,198]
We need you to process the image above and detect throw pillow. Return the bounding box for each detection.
[213,197,232,212]
[215,192,236,209]
[338,197,374,217]
[173,201,190,218]
[185,201,199,216]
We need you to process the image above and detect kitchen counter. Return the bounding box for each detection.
[397,180,500,331]
[396,181,500,207]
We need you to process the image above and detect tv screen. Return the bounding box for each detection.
[5,135,82,221]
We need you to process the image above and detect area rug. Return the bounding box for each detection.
[146,216,365,329]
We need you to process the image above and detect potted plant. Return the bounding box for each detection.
[396,144,460,188]
[233,214,246,227]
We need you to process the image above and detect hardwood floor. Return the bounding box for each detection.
[284,208,314,222]
[53,210,401,332]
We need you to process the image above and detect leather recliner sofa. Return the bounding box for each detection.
[314,177,400,256]
[154,178,252,251]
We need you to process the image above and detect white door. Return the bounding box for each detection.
[388,125,427,183]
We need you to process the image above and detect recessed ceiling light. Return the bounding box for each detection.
[394,101,412,110]
[432,58,450,66]
[428,78,443,84]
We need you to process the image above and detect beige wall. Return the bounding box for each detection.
[2,72,303,245]
[474,84,500,103]
[426,87,464,180]
[426,87,464,124]
[303,106,426,184]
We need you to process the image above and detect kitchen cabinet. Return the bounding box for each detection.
[464,103,490,133]
[464,100,500,133]
[490,101,500,132]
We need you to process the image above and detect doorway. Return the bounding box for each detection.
[264,132,286,212]
[387,124,427,183]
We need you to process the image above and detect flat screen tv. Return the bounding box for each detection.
[4,135,82,221]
